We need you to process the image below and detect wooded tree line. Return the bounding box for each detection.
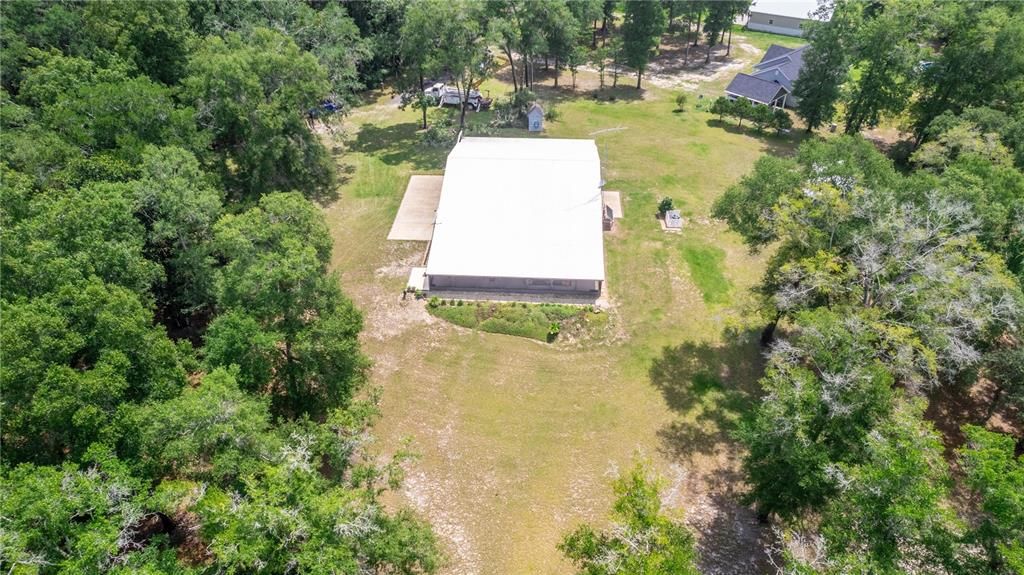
[712,4,1024,570]
[715,75,1024,575]
[1,2,441,573]
[396,0,756,130]
[795,0,1024,143]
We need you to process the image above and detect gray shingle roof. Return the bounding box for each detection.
[725,73,788,105]
[762,44,793,63]
[755,44,809,83]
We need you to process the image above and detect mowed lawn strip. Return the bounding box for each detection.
[678,238,732,304]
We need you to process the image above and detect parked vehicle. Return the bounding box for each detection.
[423,83,490,111]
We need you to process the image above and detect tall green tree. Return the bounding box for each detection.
[842,0,928,134]
[80,0,193,85]
[430,0,492,130]
[560,462,700,575]
[1,448,190,575]
[622,0,667,89]
[815,400,961,573]
[400,0,445,129]
[1,178,161,300]
[713,136,1022,372]
[912,2,1024,144]
[738,309,905,519]
[132,145,222,324]
[701,1,741,64]
[195,440,440,575]
[26,54,202,164]
[183,28,333,201]
[1,279,186,464]
[959,425,1024,574]
[792,1,850,132]
[119,367,274,486]
[539,0,579,88]
[206,192,367,419]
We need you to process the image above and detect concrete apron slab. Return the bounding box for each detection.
[602,191,624,219]
[387,175,443,241]
[406,267,427,291]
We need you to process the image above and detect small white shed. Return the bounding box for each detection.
[527,103,544,132]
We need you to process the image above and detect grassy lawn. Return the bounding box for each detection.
[322,30,801,575]
[728,24,807,51]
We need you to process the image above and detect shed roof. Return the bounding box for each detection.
[725,73,789,105]
[426,137,604,281]
[527,103,544,116]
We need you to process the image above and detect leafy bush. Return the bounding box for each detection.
[751,104,774,133]
[544,107,560,122]
[426,300,591,342]
[710,96,734,121]
[710,96,793,136]
[489,89,537,128]
[674,92,688,111]
[420,115,457,147]
[658,197,675,215]
[772,108,794,134]
[428,296,440,308]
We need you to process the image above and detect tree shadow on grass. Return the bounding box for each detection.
[648,330,765,461]
[529,82,647,105]
[651,331,778,573]
[695,481,780,574]
[348,122,448,171]
[704,118,805,157]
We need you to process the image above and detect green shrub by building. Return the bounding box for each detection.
[427,300,600,342]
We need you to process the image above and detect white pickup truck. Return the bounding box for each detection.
[423,83,487,111]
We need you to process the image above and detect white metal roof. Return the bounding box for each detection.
[749,0,821,20]
[425,137,605,281]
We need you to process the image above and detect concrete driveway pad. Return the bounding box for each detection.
[603,191,623,219]
[388,175,443,241]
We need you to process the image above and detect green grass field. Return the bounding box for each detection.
[323,29,802,575]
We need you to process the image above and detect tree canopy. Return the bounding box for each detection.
[0,2,439,573]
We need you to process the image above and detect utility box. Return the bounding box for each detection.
[527,103,544,132]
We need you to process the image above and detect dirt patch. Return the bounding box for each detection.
[644,37,762,91]
[925,378,1023,458]
[404,469,482,575]
[664,457,779,575]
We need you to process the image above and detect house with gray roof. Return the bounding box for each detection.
[724,44,808,109]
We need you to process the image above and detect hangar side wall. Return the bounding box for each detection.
[427,274,600,293]
[747,13,806,36]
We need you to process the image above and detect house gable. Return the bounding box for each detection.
[725,73,789,106]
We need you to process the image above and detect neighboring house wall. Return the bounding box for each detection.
[427,274,601,293]
[747,12,807,36]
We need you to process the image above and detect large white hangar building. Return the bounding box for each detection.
[424,137,605,294]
